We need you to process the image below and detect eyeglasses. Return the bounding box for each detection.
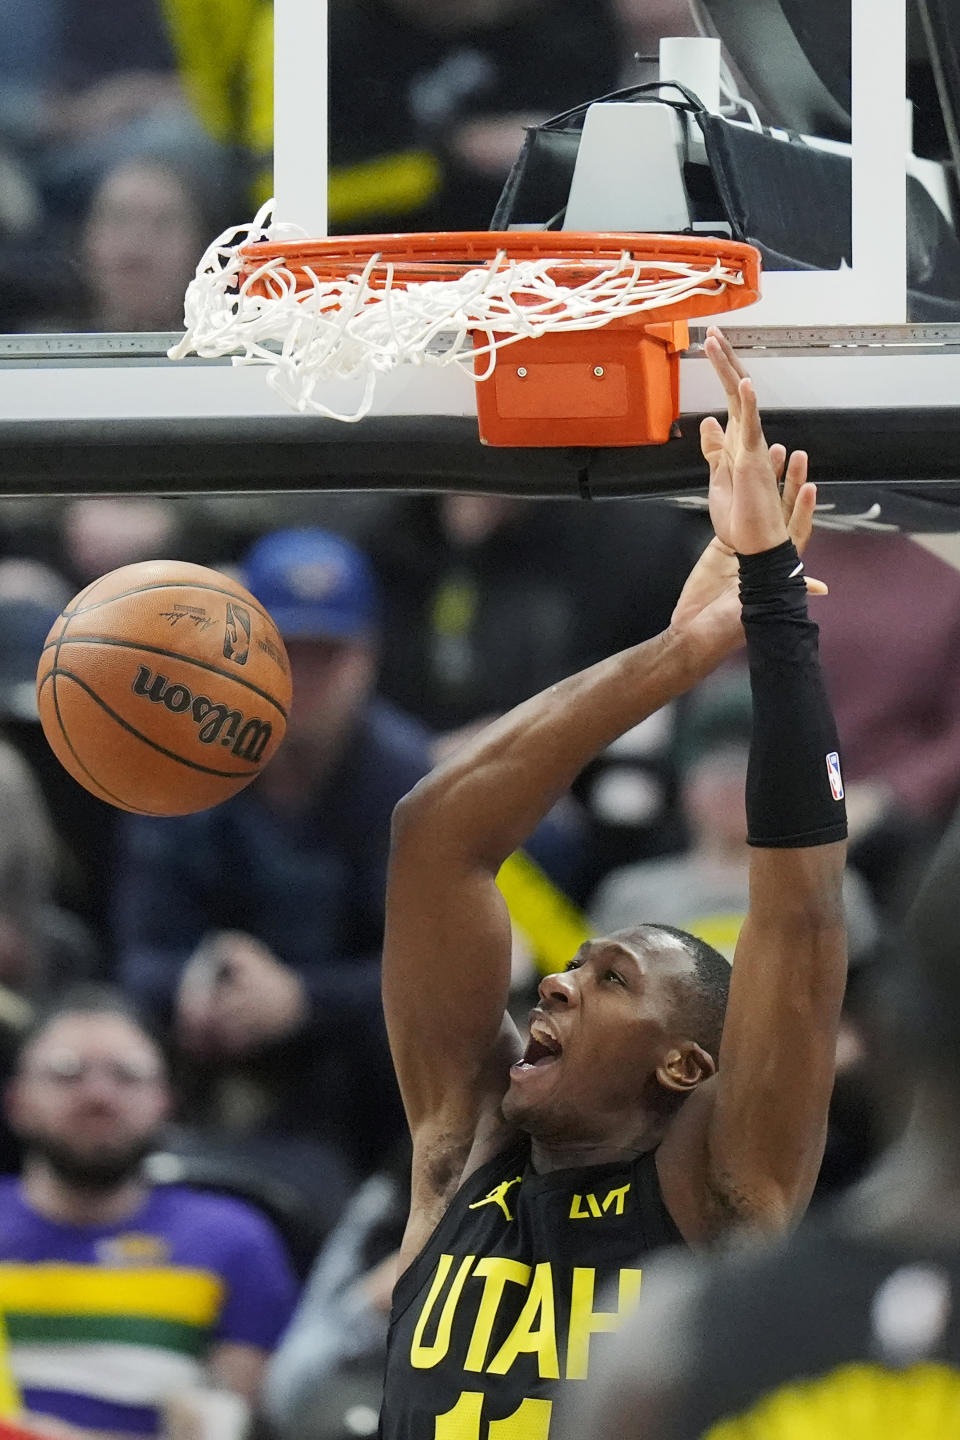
[22,1056,164,1088]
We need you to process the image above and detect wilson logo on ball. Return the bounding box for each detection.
[131,665,273,764]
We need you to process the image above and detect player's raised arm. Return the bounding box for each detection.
[383,586,737,1262]
[384,398,821,1264]
[657,328,848,1243]
[383,648,710,1261]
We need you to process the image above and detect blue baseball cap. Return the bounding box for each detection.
[241,528,379,641]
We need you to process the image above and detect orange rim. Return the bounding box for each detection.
[237,230,762,319]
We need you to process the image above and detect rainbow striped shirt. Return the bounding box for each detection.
[0,1181,297,1435]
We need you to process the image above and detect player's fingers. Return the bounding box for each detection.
[805,577,829,595]
[706,325,749,380]
[780,449,808,519]
[787,480,819,554]
[785,448,809,489]
[769,443,787,485]
[738,377,767,450]
[700,415,726,464]
[704,333,745,411]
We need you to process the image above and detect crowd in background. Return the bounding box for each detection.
[0,0,703,334]
[0,2,959,1438]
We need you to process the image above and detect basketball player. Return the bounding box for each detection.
[561,810,960,1440]
[379,328,849,1438]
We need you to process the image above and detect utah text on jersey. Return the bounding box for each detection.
[409,1252,642,1381]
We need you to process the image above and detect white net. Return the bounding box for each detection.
[170,202,749,423]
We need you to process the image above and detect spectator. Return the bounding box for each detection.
[113,528,433,1179]
[60,499,185,588]
[0,735,99,1178]
[263,1141,412,1440]
[76,156,214,332]
[0,562,71,734]
[0,0,62,145]
[0,0,48,330]
[0,0,241,330]
[162,0,272,209]
[0,1,62,324]
[36,0,220,224]
[0,738,96,1001]
[0,562,107,940]
[0,986,297,1436]
[0,552,159,947]
[806,531,960,823]
[802,529,960,913]
[329,0,624,230]
[368,496,691,730]
[21,150,234,334]
[163,0,623,228]
[366,495,701,885]
[0,562,100,992]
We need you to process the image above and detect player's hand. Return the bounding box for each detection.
[700,326,812,556]
[671,443,825,640]
[177,931,307,1057]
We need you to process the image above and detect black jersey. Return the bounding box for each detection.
[669,1221,960,1439]
[381,1137,682,1440]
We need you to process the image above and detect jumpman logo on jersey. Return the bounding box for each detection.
[469,1175,522,1222]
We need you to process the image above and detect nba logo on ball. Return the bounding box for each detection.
[223,603,251,665]
[826,751,844,801]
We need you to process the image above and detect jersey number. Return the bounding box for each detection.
[435,1390,552,1439]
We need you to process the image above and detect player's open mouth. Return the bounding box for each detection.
[512,1019,563,1073]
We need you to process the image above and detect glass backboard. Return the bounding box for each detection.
[1,0,959,533]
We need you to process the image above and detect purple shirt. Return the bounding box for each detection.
[0,1181,298,1435]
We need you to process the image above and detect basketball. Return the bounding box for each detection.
[35,560,292,816]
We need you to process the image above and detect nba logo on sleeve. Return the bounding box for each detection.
[826,752,844,801]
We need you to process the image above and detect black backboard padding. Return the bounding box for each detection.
[2,410,960,530]
[702,119,851,270]
[0,415,596,498]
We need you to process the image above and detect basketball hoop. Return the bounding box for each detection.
[171,203,761,447]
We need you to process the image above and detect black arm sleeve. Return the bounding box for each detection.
[738,539,849,849]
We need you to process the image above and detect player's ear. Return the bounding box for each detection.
[656,1042,716,1094]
